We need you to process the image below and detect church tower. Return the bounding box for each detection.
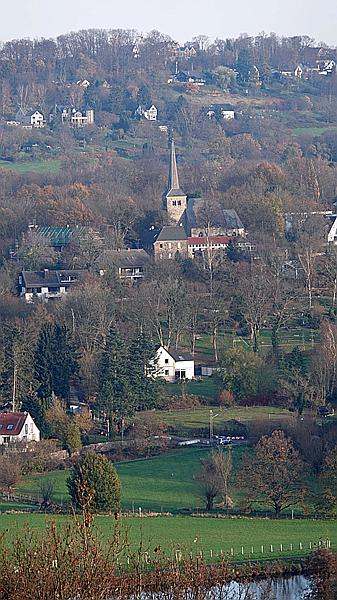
[164,140,187,224]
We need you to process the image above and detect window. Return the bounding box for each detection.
[7,424,14,430]
[177,200,182,206]
[168,253,172,259]
[172,200,177,206]
[25,424,28,434]
[159,243,163,249]
[168,242,172,249]
[165,358,169,364]
[165,369,169,376]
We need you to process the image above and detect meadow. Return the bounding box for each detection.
[0,159,62,174]
[0,512,335,561]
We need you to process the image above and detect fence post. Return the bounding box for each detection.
[261,545,264,554]
[241,546,244,556]
[270,545,273,553]
[251,546,254,555]
[210,549,213,559]
[299,542,303,551]
[280,544,283,552]
[230,547,234,556]
[290,543,293,552]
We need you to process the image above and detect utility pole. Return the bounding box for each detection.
[209,410,219,443]
[12,364,17,413]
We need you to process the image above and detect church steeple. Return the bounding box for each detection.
[164,140,187,224]
[168,139,181,194]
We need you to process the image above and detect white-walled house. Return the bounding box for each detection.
[328,216,337,244]
[154,346,195,382]
[15,109,45,128]
[0,412,40,445]
[18,269,85,302]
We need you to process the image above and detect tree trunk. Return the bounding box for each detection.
[212,324,218,362]
[206,494,214,511]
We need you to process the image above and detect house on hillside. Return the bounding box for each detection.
[25,224,90,252]
[0,412,40,445]
[327,215,337,244]
[169,44,197,60]
[99,249,151,281]
[76,79,90,88]
[15,109,45,128]
[135,104,158,121]
[18,269,86,302]
[168,70,205,85]
[51,106,94,127]
[154,346,195,382]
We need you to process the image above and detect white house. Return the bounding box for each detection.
[135,104,158,121]
[221,110,235,120]
[144,105,158,121]
[154,346,195,382]
[0,412,40,445]
[328,216,337,244]
[15,109,45,128]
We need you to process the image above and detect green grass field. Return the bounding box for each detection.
[13,440,293,514]
[15,448,218,510]
[0,159,62,174]
[192,328,319,361]
[0,513,335,560]
[156,406,292,433]
[165,378,221,399]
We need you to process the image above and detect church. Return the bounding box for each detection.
[145,140,246,261]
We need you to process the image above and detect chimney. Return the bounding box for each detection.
[44,269,49,278]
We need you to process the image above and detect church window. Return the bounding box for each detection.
[172,200,177,206]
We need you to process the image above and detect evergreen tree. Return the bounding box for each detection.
[136,84,151,107]
[67,451,121,512]
[127,332,161,411]
[35,323,54,401]
[97,324,132,433]
[34,323,79,402]
[237,48,253,83]
[52,324,79,399]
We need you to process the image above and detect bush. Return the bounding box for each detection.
[67,451,121,513]
[217,390,234,407]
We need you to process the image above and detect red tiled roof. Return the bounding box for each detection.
[188,236,231,245]
[0,412,27,436]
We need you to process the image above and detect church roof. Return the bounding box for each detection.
[155,226,187,242]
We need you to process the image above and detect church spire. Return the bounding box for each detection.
[168,139,181,193]
[164,139,187,224]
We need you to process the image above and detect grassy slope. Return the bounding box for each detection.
[15,447,250,511]
[0,159,62,174]
[0,513,335,559]
[157,406,292,430]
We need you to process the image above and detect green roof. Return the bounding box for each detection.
[35,226,86,247]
